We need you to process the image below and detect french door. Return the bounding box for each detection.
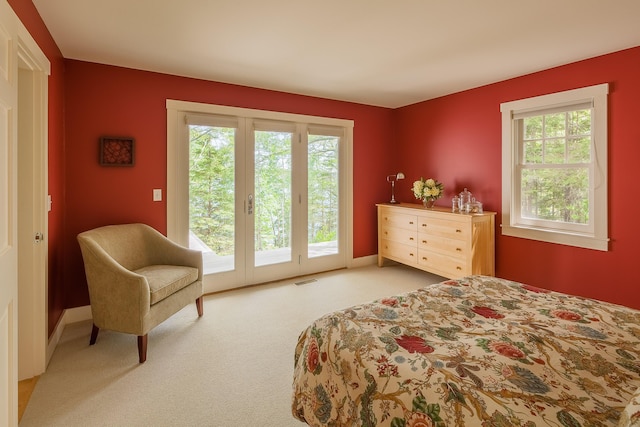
[167,101,353,293]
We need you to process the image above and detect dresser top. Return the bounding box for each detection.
[377,202,496,216]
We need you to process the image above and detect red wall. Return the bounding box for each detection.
[10,0,640,328]
[395,46,640,308]
[8,0,66,335]
[63,61,395,307]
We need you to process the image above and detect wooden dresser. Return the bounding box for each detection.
[377,203,496,279]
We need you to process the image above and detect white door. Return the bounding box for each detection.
[186,115,347,291]
[0,2,21,424]
[245,119,299,284]
[0,2,50,423]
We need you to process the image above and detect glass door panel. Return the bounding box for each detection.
[308,133,339,258]
[188,124,236,275]
[253,130,293,267]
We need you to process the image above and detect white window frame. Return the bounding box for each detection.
[500,83,609,251]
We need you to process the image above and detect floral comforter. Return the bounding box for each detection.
[292,275,640,426]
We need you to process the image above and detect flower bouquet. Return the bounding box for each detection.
[412,177,444,208]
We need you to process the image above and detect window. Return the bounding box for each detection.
[501,83,609,251]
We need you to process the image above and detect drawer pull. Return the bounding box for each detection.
[456,248,462,252]
[409,221,414,225]
[456,266,462,270]
[384,231,388,235]
[421,224,427,227]
[409,253,415,257]
[422,240,427,244]
[456,229,462,233]
[409,237,414,241]
[422,256,428,261]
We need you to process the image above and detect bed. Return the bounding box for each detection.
[292,275,640,426]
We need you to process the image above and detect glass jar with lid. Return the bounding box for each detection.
[459,188,472,213]
[468,197,483,214]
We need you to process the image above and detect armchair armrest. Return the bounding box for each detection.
[144,227,203,281]
[78,237,152,333]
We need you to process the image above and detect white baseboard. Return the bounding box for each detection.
[63,305,92,323]
[46,305,92,365]
[350,254,378,268]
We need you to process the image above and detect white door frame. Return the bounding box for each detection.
[17,44,49,380]
[0,1,50,424]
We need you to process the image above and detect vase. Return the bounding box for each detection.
[423,199,436,208]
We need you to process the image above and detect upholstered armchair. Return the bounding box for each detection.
[77,223,203,363]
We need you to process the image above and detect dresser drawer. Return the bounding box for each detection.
[418,249,469,277]
[379,209,418,232]
[418,217,469,241]
[418,233,468,258]
[380,225,418,246]
[380,239,418,265]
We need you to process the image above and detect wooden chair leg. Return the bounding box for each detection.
[196,296,204,317]
[89,324,99,345]
[138,334,148,363]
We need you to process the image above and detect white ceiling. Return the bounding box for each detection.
[33,0,640,108]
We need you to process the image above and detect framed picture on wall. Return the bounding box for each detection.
[99,136,135,166]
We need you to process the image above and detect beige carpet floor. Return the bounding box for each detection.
[19,264,443,427]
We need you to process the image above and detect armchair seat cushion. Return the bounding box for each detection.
[135,265,199,305]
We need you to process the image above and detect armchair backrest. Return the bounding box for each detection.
[77,223,168,271]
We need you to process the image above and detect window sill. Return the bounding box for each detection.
[501,224,609,251]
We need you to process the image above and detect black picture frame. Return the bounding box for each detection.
[99,136,135,166]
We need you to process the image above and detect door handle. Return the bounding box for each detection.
[248,194,253,215]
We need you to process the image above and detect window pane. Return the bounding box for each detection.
[521,168,589,224]
[544,138,566,164]
[544,113,566,137]
[189,125,235,273]
[523,140,542,164]
[568,137,591,163]
[524,116,542,140]
[308,133,339,258]
[254,130,292,267]
[567,109,591,136]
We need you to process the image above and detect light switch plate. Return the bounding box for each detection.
[153,189,162,201]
